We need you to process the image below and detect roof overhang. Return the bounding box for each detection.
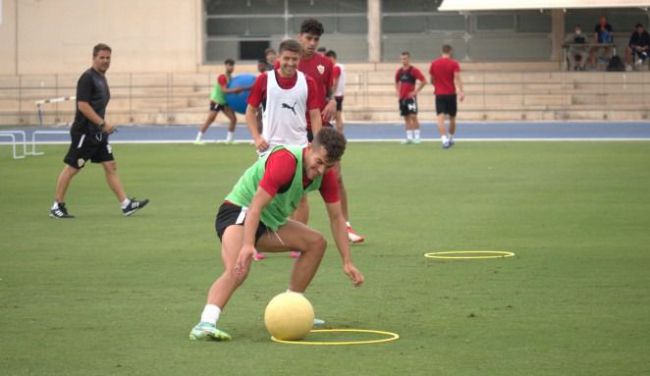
[438,0,650,12]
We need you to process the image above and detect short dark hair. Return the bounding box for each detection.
[93,43,112,57]
[264,48,276,56]
[224,58,235,65]
[401,51,410,57]
[442,45,453,54]
[313,127,346,163]
[325,50,337,58]
[636,23,644,29]
[300,18,324,36]
[278,39,303,54]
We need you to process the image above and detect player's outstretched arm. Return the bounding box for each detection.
[325,201,364,287]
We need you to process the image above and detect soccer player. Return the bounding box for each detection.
[429,45,464,149]
[325,50,345,134]
[195,59,243,144]
[189,128,364,341]
[245,39,322,261]
[246,39,322,154]
[395,51,427,144]
[296,18,365,244]
[49,43,148,219]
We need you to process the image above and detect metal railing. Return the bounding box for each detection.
[1,70,650,125]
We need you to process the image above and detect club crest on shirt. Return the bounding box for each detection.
[317,64,325,74]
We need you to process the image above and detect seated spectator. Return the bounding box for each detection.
[589,16,614,68]
[625,23,650,69]
[564,25,588,70]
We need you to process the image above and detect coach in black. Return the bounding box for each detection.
[50,43,148,218]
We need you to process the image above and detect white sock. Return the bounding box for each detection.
[200,304,221,324]
[286,289,303,295]
[345,221,351,227]
[414,129,421,139]
[121,198,130,209]
[441,135,449,144]
[226,131,234,142]
[51,201,60,210]
[195,131,203,142]
[406,130,414,140]
[449,134,454,141]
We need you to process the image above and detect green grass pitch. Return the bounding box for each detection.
[1,142,649,375]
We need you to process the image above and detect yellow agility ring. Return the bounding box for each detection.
[271,329,400,346]
[424,250,515,260]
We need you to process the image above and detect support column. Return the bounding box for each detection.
[550,9,565,63]
[367,0,381,63]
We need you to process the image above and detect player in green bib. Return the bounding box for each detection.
[190,128,364,341]
[195,58,242,144]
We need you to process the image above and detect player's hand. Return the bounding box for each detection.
[459,92,465,102]
[408,90,417,98]
[255,137,269,152]
[322,99,336,122]
[234,245,255,278]
[234,87,244,94]
[343,263,364,287]
[103,122,116,134]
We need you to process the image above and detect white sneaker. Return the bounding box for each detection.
[347,226,365,244]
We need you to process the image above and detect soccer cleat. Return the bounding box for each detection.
[122,198,149,216]
[254,252,266,261]
[313,318,326,326]
[289,251,301,259]
[50,203,74,219]
[347,226,365,244]
[442,141,451,149]
[400,139,413,145]
[448,138,455,148]
[194,140,207,145]
[413,138,422,144]
[189,322,232,341]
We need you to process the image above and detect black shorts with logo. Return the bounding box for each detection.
[335,96,344,112]
[209,101,227,112]
[215,202,270,244]
[63,129,114,169]
[399,98,418,116]
[435,95,458,117]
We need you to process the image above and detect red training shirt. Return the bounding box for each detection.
[428,57,460,96]
[259,148,339,203]
[247,70,321,113]
[394,66,425,100]
[217,74,228,90]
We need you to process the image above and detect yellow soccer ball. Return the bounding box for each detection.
[264,292,314,341]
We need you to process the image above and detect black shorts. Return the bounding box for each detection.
[215,202,270,244]
[209,101,226,112]
[307,122,334,143]
[435,95,458,117]
[399,98,418,116]
[63,130,114,169]
[335,96,344,112]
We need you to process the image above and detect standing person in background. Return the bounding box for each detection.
[263,48,277,72]
[296,18,365,244]
[325,50,345,134]
[50,43,148,219]
[429,45,464,149]
[395,51,427,144]
[195,59,242,144]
